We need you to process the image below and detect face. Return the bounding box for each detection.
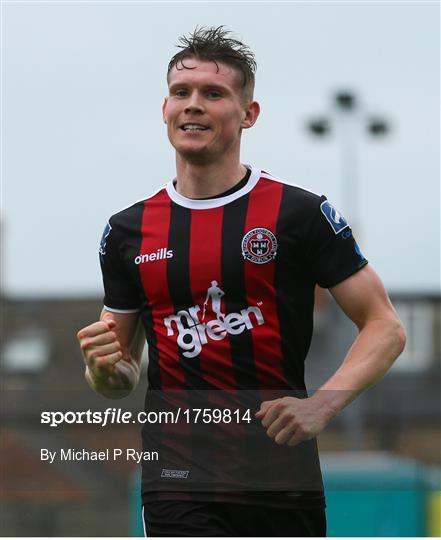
[163,58,260,164]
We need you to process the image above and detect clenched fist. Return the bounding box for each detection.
[77,313,140,398]
[255,395,336,447]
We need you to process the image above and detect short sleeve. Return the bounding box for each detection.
[305,197,368,288]
[99,220,140,312]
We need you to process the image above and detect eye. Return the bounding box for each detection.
[174,89,188,97]
[206,90,222,99]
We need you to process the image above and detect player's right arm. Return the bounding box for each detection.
[77,309,145,399]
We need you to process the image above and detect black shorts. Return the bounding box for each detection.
[142,500,326,537]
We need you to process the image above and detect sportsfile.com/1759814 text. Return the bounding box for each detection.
[40,408,253,428]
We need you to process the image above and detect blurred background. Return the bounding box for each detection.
[1,0,440,536]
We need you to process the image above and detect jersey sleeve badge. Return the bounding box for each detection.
[99,222,112,256]
[320,201,349,234]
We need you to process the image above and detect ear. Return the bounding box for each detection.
[162,97,168,124]
[241,101,260,130]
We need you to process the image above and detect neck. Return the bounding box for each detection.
[175,153,247,199]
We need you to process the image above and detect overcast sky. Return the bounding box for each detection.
[2,1,439,297]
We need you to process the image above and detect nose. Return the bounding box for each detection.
[184,91,204,114]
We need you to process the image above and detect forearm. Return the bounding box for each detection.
[311,317,406,420]
[85,358,141,399]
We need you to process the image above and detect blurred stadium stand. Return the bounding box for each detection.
[1,292,440,536]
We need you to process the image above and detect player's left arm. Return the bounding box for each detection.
[256,264,406,446]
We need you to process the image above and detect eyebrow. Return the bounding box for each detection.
[168,82,231,93]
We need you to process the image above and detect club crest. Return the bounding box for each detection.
[241,227,278,264]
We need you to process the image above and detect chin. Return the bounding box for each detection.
[176,146,213,165]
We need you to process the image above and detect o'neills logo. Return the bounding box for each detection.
[164,280,264,358]
[134,248,173,265]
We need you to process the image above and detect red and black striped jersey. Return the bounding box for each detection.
[99,165,368,392]
[99,165,367,508]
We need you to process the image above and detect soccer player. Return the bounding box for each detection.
[77,26,406,537]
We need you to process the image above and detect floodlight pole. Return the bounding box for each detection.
[307,90,390,234]
[336,93,359,231]
[306,91,390,451]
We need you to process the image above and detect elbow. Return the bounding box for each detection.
[397,322,407,354]
[391,318,407,360]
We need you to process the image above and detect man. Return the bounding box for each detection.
[77,26,406,537]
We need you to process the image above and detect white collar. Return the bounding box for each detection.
[165,165,261,209]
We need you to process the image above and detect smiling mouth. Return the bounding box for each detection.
[180,123,209,132]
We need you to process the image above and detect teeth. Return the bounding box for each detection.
[182,124,208,131]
